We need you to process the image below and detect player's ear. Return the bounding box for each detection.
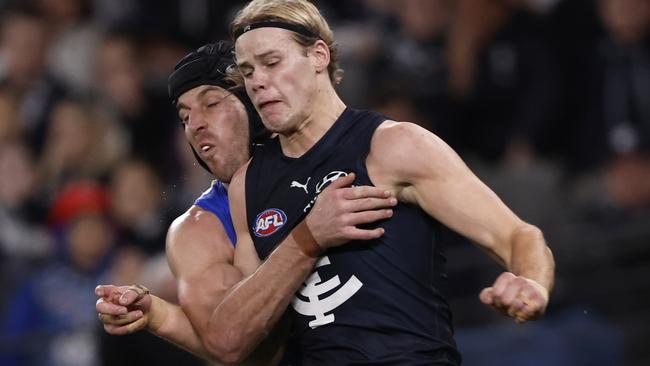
[309,40,330,74]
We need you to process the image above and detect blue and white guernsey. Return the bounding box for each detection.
[194,180,236,245]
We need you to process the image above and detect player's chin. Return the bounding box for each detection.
[260,113,291,133]
[215,163,240,184]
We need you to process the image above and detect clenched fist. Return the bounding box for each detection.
[95,284,161,335]
[479,272,549,323]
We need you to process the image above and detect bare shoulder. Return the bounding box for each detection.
[373,120,429,140]
[166,205,234,277]
[368,120,461,187]
[167,205,243,327]
[372,120,452,158]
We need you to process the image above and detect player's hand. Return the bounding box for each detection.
[305,172,397,249]
[479,272,549,324]
[95,284,153,335]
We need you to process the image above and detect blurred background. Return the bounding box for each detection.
[0,0,648,365]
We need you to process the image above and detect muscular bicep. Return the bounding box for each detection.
[369,122,524,265]
[166,208,242,335]
[228,162,262,277]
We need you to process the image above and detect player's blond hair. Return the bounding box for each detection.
[230,0,343,85]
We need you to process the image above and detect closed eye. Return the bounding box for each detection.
[265,56,281,68]
[240,67,253,78]
[206,93,232,107]
[178,110,189,125]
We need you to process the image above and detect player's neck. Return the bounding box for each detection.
[279,85,345,158]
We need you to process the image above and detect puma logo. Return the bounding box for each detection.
[290,177,311,194]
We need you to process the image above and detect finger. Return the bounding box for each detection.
[506,298,526,318]
[515,312,529,324]
[99,310,143,326]
[517,289,535,308]
[96,298,127,315]
[510,284,546,322]
[500,278,526,306]
[95,284,117,298]
[340,226,386,241]
[516,291,545,319]
[515,300,541,322]
[480,288,510,316]
[491,272,516,299]
[520,281,548,308]
[119,288,142,306]
[342,185,393,200]
[347,196,398,212]
[95,285,106,297]
[103,316,147,335]
[124,316,148,333]
[98,311,140,326]
[104,323,132,335]
[347,209,393,226]
[479,287,493,305]
[324,172,356,191]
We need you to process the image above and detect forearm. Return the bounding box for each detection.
[147,295,214,362]
[508,225,555,292]
[207,236,317,363]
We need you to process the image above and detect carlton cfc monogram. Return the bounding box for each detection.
[292,256,363,328]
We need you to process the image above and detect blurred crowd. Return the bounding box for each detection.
[0,0,648,365]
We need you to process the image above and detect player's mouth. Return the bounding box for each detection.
[198,143,215,156]
[258,100,281,110]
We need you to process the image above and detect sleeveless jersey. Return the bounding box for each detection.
[245,108,461,365]
[194,180,236,245]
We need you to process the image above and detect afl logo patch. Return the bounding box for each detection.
[253,208,287,237]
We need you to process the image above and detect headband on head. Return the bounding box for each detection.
[168,41,271,173]
[233,20,320,40]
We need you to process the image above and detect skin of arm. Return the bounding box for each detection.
[163,206,241,359]
[204,162,397,364]
[97,205,286,365]
[366,121,555,323]
[202,164,316,364]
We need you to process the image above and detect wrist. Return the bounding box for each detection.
[146,295,169,333]
[292,220,323,258]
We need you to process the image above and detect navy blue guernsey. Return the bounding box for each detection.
[194,180,237,245]
[245,108,461,365]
